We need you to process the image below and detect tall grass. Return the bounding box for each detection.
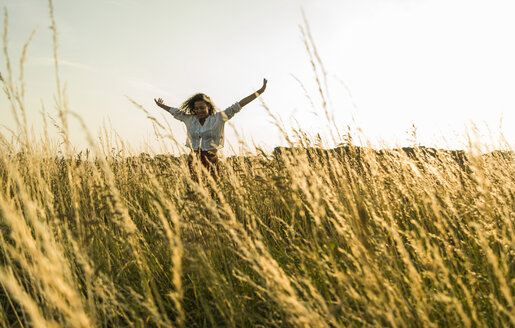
[0,2,514,327]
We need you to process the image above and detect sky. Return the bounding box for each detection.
[1,0,514,155]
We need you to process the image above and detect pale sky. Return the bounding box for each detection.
[1,0,514,155]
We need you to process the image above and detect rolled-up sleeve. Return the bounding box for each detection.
[221,102,242,121]
[167,107,190,122]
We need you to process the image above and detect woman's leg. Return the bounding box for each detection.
[201,150,221,178]
[187,152,201,182]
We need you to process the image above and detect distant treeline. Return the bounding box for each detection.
[3,146,513,170]
[275,145,512,169]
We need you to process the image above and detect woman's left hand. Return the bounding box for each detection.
[258,78,267,94]
[239,79,268,108]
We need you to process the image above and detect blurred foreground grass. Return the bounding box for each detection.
[0,142,513,327]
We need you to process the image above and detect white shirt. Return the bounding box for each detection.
[166,102,242,150]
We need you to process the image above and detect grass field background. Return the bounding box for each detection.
[0,136,513,327]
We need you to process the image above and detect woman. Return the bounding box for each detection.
[154,78,267,178]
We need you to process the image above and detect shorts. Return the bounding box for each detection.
[187,149,221,179]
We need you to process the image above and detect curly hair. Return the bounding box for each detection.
[179,93,217,116]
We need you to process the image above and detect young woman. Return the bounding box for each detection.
[154,78,267,178]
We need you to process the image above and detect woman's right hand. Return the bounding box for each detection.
[154,98,165,107]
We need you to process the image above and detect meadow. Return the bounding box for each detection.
[1,3,514,327]
[0,133,514,327]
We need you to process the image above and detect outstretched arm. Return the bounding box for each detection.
[238,78,267,108]
[154,98,171,112]
[154,97,190,122]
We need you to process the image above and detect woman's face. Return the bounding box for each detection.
[193,100,210,119]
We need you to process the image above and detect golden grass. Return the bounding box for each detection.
[1,130,514,327]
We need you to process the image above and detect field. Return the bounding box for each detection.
[1,3,514,327]
[0,139,514,327]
